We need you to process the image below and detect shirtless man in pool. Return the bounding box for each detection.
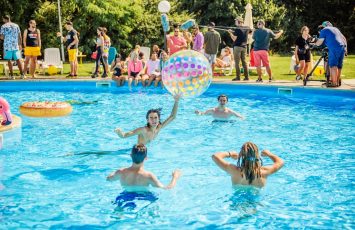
[195,94,244,120]
[114,94,180,144]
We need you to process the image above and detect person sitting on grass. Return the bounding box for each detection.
[107,144,182,189]
[212,142,284,188]
[215,46,234,75]
[115,94,180,145]
[141,52,161,87]
[111,54,123,86]
[195,94,244,121]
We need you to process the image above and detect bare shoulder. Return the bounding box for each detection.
[142,170,156,179]
[229,164,242,177]
[137,126,147,133]
[117,168,127,174]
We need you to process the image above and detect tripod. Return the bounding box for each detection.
[303,48,330,86]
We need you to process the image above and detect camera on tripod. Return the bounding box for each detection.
[303,39,330,86]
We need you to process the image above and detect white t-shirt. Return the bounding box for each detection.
[146,59,160,75]
[222,55,232,65]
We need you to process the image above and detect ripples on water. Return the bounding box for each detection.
[0,83,354,228]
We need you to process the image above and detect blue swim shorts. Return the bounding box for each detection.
[4,50,21,61]
[328,47,345,69]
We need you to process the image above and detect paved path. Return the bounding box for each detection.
[1,76,354,91]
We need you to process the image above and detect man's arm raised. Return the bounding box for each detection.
[149,170,182,189]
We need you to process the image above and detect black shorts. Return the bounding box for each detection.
[297,50,311,63]
[130,72,139,78]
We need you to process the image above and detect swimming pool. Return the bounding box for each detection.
[1,81,354,228]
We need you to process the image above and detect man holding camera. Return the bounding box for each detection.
[315,21,347,87]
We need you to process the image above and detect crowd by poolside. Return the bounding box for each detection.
[0,14,348,88]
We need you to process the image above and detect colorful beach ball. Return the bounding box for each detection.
[162,50,212,97]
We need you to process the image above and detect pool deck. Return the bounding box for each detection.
[1,76,354,91]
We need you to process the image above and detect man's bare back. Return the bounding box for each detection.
[107,144,181,190]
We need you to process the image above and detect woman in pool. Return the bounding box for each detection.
[114,94,180,145]
[212,142,284,188]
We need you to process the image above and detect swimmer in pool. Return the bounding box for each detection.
[212,142,284,188]
[114,94,180,145]
[107,144,181,189]
[195,94,244,120]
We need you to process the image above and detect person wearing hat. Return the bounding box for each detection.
[204,22,221,74]
[228,16,253,81]
[252,19,283,82]
[315,21,347,87]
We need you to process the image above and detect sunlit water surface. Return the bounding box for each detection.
[0,82,354,229]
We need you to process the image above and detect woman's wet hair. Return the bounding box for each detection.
[146,108,162,128]
[217,94,228,101]
[237,142,262,184]
[131,144,147,164]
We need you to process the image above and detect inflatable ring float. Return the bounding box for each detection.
[0,115,22,133]
[19,101,73,117]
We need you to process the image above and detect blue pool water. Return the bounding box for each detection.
[0,81,354,229]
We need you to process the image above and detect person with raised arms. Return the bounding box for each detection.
[107,144,181,189]
[212,142,284,188]
[115,94,180,145]
[195,94,244,121]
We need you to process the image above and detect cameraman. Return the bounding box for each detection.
[294,26,312,80]
[315,21,347,87]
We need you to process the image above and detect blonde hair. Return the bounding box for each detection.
[237,142,262,184]
[300,26,309,34]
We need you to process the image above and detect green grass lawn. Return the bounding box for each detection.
[2,55,354,80]
[219,54,355,81]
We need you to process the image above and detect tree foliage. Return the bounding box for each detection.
[0,0,354,59]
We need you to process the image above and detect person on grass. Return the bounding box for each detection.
[57,21,79,77]
[23,20,41,79]
[252,19,283,82]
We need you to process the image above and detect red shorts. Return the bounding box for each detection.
[253,50,270,67]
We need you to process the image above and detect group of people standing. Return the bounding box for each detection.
[166,17,284,83]
[0,15,79,79]
[294,21,347,87]
[0,15,41,79]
